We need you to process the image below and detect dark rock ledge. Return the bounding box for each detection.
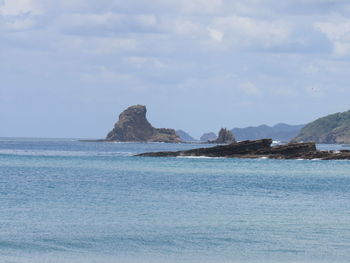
[136,139,350,160]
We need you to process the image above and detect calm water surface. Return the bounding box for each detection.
[0,138,350,263]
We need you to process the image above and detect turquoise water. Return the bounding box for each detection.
[1,138,350,263]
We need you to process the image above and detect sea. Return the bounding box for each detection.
[1,138,350,263]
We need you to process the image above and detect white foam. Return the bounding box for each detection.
[177,156,222,159]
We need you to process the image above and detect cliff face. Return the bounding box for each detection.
[292,110,350,144]
[106,105,181,143]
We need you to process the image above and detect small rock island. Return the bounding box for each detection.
[106,105,181,143]
[210,128,235,144]
[199,128,235,144]
[137,139,350,160]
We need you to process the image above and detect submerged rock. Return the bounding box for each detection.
[136,139,350,160]
[106,105,181,143]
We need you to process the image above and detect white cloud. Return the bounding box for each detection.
[58,13,159,35]
[239,82,262,96]
[209,15,291,48]
[0,0,52,32]
[304,85,324,97]
[173,20,201,35]
[125,56,166,69]
[80,67,127,84]
[0,0,44,16]
[3,16,35,30]
[315,20,350,56]
[178,0,222,14]
[58,35,137,54]
[208,27,224,42]
[303,59,350,76]
[56,0,223,16]
[303,63,320,75]
[80,66,149,93]
[333,42,350,56]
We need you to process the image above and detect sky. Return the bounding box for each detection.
[1,0,350,139]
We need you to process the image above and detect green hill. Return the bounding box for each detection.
[292,110,350,144]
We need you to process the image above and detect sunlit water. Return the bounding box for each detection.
[1,138,350,263]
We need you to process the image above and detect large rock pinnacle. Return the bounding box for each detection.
[213,128,236,144]
[106,105,181,143]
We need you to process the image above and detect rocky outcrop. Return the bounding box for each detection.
[211,128,236,144]
[136,139,350,160]
[138,139,272,157]
[200,132,217,142]
[106,105,181,143]
[292,110,350,144]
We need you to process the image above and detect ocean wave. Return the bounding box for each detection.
[176,156,222,159]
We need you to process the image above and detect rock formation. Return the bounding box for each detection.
[136,139,350,160]
[106,105,181,143]
[211,128,236,144]
[200,132,217,142]
[292,110,350,144]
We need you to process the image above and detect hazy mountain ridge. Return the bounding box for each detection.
[176,130,197,142]
[200,132,217,142]
[232,123,305,142]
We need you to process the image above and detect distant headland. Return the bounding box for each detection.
[292,110,350,144]
[81,105,350,145]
